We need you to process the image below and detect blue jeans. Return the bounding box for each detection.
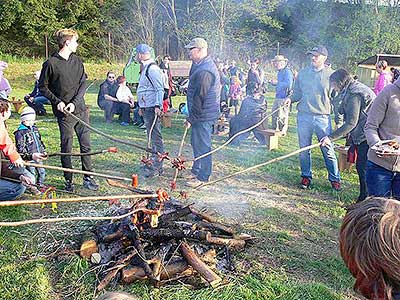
[297,112,340,182]
[0,179,26,200]
[34,96,50,113]
[191,121,214,182]
[366,161,400,199]
[26,160,46,185]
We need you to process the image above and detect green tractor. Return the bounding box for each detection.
[123,47,156,85]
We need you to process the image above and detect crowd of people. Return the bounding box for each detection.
[0,30,399,299]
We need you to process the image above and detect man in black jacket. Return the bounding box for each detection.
[39,29,98,192]
[184,38,220,187]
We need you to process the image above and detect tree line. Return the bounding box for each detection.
[1,0,399,68]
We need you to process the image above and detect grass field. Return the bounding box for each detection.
[0,60,361,300]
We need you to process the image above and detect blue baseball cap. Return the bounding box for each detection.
[136,44,152,54]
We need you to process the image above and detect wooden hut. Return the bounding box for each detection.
[356,54,400,88]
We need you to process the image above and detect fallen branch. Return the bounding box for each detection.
[180,241,222,287]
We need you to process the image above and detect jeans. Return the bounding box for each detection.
[229,116,266,146]
[133,107,144,125]
[355,141,369,201]
[366,161,400,199]
[297,111,340,182]
[191,121,214,182]
[26,160,46,185]
[0,179,26,200]
[99,100,114,123]
[34,96,50,112]
[271,98,289,134]
[143,107,164,171]
[113,102,131,123]
[57,110,92,182]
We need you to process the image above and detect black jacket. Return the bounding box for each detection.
[14,124,46,161]
[39,52,87,118]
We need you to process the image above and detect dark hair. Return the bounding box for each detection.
[163,55,171,60]
[116,76,126,84]
[106,71,115,78]
[251,58,259,64]
[340,197,400,300]
[329,68,353,91]
[376,60,388,70]
[0,98,10,114]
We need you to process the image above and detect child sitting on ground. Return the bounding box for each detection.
[14,107,47,187]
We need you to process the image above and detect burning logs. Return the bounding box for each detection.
[79,193,252,290]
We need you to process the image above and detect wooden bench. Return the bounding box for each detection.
[258,129,285,150]
[335,145,353,172]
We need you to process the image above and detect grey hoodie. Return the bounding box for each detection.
[364,79,400,172]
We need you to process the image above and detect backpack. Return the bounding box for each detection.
[145,62,169,89]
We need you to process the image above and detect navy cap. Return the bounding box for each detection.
[307,45,328,57]
[136,44,152,54]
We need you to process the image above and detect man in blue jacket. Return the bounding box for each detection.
[269,55,293,135]
[184,38,220,188]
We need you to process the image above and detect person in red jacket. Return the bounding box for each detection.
[0,98,35,200]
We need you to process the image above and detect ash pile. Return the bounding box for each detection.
[79,189,253,291]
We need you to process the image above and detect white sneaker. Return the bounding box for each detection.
[185,178,205,188]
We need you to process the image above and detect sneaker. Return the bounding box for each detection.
[185,178,206,188]
[65,180,75,192]
[180,171,197,180]
[120,122,129,126]
[300,177,311,189]
[331,181,341,191]
[83,176,99,191]
[139,124,146,129]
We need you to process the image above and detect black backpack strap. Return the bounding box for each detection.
[145,62,157,87]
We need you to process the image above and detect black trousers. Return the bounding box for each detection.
[113,102,131,123]
[57,111,92,182]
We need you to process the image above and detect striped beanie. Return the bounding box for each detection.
[20,107,36,122]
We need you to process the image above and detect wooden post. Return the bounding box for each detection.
[45,34,49,60]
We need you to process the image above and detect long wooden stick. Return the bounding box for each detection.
[63,110,155,154]
[0,207,147,227]
[193,141,324,190]
[22,161,132,182]
[0,193,157,207]
[171,127,188,187]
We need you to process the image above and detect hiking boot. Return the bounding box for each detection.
[83,176,99,191]
[300,177,311,189]
[65,180,75,193]
[331,181,341,191]
[180,171,197,180]
[185,178,206,188]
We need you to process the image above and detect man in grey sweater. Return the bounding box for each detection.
[290,45,341,190]
[136,44,165,178]
[364,78,400,199]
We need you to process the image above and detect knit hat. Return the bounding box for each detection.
[20,107,36,122]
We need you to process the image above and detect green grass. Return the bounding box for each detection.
[0,60,361,299]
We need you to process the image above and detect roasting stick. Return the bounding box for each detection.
[192,140,341,191]
[0,193,157,208]
[63,109,155,154]
[0,206,153,227]
[189,104,288,162]
[146,113,159,159]
[171,127,189,188]
[21,161,133,183]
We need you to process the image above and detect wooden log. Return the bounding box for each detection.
[189,208,235,235]
[158,206,192,226]
[80,240,98,259]
[206,235,245,250]
[196,220,234,236]
[97,249,138,291]
[141,228,210,242]
[121,259,191,284]
[180,241,222,287]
